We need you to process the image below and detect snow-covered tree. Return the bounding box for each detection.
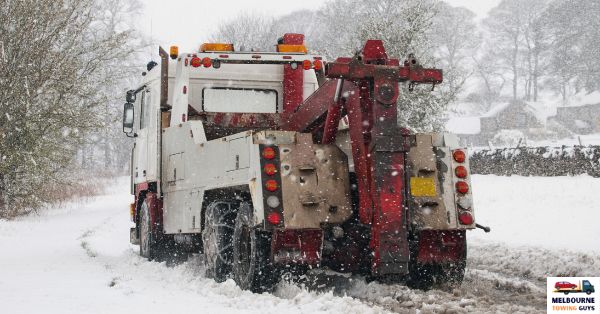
[210,13,278,52]
[543,0,600,101]
[482,0,528,101]
[0,0,143,217]
[211,0,461,131]
[431,3,479,100]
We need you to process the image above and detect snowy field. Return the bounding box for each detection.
[0,175,598,314]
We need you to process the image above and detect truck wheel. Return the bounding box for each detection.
[202,200,238,282]
[139,198,160,260]
[232,203,279,293]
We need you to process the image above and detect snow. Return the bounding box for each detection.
[470,175,600,253]
[524,133,600,147]
[554,90,600,108]
[482,102,511,118]
[1,175,599,313]
[574,119,591,129]
[0,178,385,314]
[445,117,481,134]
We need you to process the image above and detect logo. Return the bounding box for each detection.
[548,277,599,313]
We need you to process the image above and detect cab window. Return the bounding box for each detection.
[202,88,278,113]
[139,91,146,129]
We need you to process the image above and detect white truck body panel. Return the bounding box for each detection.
[161,123,264,234]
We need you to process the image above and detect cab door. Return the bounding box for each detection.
[133,89,149,184]
[144,86,159,182]
[133,84,160,185]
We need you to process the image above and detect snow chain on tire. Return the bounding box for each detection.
[202,200,239,282]
[232,202,279,293]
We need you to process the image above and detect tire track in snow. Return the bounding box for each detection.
[80,213,391,314]
[75,181,598,313]
[79,213,554,313]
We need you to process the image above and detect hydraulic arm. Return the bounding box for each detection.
[282,40,442,275]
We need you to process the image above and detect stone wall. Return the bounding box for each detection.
[469,146,600,177]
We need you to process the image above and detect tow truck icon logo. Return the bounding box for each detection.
[554,280,596,295]
[548,277,598,313]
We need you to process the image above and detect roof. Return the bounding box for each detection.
[445,117,481,135]
[482,100,547,125]
[482,102,511,118]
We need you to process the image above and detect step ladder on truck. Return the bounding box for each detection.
[122,33,488,292]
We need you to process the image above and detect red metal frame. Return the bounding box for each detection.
[282,40,449,275]
[282,63,304,117]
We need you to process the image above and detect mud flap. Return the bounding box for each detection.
[130,227,140,245]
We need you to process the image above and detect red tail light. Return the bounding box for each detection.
[313,60,323,71]
[263,163,277,176]
[303,59,312,70]
[262,147,276,160]
[456,181,469,194]
[458,212,473,225]
[267,212,281,225]
[453,150,466,163]
[455,166,468,178]
[190,57,201,68]
[202,57,212,68]
[265,179,278,192]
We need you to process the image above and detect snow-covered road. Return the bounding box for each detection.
[0,175,598,314]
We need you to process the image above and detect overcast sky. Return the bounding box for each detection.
[139,0,500,54]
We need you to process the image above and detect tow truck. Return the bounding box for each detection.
[122,33,481,292]
[555,280,595,295]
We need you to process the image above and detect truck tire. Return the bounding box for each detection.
[232,203,279,293]
[139,198,161,260]
[202,200,238,282]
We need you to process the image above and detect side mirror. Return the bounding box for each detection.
[123,102,135,136]
[126,90,136,103]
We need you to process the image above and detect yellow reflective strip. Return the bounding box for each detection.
[410,177,437,197]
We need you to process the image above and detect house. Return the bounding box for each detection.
[445,100,548,146]
[445,116,483,146]
[480,100,544,134]
[555,103,600,134]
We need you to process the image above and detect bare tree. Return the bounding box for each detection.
[431,3,480,102]
[543,0,600,102]
[483,0,528,101]
[210,13,277,52]
[210,0,464,132]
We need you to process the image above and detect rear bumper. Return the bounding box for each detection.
[271,229,323,266]
[130,227,140,245]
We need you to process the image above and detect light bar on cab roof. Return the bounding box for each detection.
[183,52,323,65]
[200,43,234,52]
